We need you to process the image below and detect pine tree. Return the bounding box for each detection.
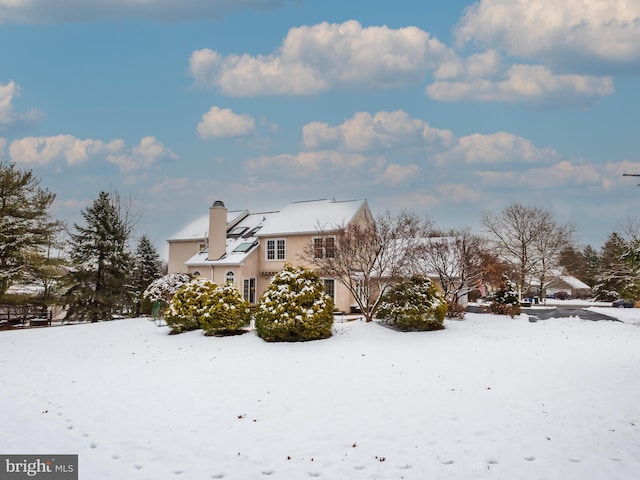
[0,162,61,296]
[580,245,601,288]
[66,191,136,322]
[131,235,162,316]
[594,233,629,301]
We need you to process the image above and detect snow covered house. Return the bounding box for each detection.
[167,198,372,313]
[527,269,592,299]
[544,273,592,299]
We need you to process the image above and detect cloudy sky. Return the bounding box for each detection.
[1,0,639,254]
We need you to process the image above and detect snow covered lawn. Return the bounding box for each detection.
[1,313,639,479]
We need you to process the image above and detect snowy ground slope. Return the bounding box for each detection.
[1,313,640,480]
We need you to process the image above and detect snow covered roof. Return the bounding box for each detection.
[530,272,591,290]
[168,210,248,241]
[176,198,367,266]
[555,275,591,290]
[184,212,278,267]
[256,198,365,236]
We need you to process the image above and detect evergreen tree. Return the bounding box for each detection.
[580,245,601,288]
[66,191,136,322]
[131,235,162,316]
[594,233,629,301]
[0,162,61,295]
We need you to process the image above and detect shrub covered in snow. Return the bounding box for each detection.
[143,273,192,304]
[164,278,217,333]
[255,264,334,342]
[490,274,521,318]
[200,282,251,336]
[377,276,447,331]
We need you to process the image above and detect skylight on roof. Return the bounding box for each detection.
[233,242,255,253]
[229,226,249,236]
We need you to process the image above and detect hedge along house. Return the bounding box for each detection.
[166,198,373,313]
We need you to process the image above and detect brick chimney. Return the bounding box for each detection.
[208,200,227,261]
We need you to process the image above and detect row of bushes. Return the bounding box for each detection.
[145,268,523,342]
[144,266,450,342]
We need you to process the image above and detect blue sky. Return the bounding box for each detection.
[1,0,639,255]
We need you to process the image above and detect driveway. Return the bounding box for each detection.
[466,304,620,322]
[525,305,619,322]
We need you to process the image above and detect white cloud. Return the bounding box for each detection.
[381,164,422,186]
[435,184,485,203]
[190,20,452,96]
[107,136,178,172]
[0,80,43,131]
[433,50,503,80]
[197,106,256,139]
[456,0,640,72]
[427,64,613,105]
[0,0,289,23]
[9,135,123,166]
[0,137,6,158]
[248,150,385,179]
[9,134,176,173]
[477,160,605,188]
[432,132,559,165]
[302,110,456,152]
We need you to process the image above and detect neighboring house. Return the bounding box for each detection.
[528,269,592,299]
[167,198,372,313]
[544,274,592,299]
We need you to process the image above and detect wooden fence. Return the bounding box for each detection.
[0,304,52,327]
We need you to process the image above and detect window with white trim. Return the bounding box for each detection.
[225,271,235,284]
[313,236,335,259]
[266,239,286,260]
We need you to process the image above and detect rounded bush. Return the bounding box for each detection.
[490,274,521,318]
[255,264,334,342]
[200,282,251,336]
[377,276,447,331]
[143,273,192,303]
[164,278,217,333]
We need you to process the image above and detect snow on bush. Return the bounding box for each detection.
[143,273,192,303]
[377,276,447,331]
[164,277,217,334]
[255,264,334,342]
[200,282,251,336]
[490,274,521,318]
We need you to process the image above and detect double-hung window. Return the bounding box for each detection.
[313,236,335,259]
[266,239,286,260]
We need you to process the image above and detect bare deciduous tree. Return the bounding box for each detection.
[306,210,432,322]
[531,219,575,299]
[416,228,489,310]
[482,203,574,296]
